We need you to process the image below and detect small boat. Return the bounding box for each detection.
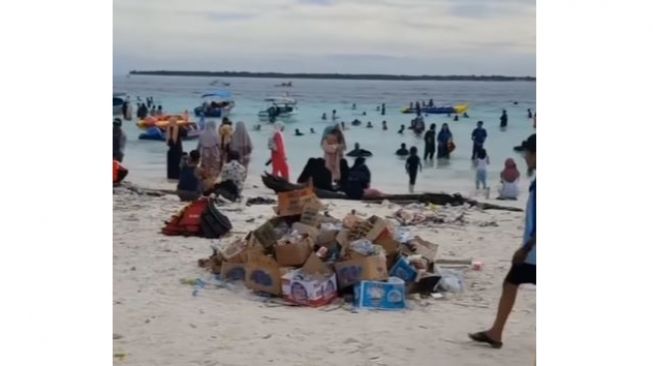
[401,103,469,115]
[113,93,128,116]
[138,123,201,141]
[274,82,293,87]
[258,96,297,121]
[193,90,235,118]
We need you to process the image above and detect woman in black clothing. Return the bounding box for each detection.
[166,118,185,180]
[423,123,436,161]
[297,158,333,191]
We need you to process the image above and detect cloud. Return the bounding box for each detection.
[114,0,535,75]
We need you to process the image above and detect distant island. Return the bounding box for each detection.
[129,70,535,82]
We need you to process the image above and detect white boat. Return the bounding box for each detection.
[258,96,297,121]
[193,90,235,118]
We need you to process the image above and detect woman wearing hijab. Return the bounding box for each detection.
[437,123,454,159]
[269,121,290,180]
[197,120,221,185]
[166,117,185,180]
[497,158,520,200]
[322,125,346,182]
[230,121,253,176]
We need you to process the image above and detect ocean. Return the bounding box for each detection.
[114,75,535,197]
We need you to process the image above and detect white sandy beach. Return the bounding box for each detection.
[113,178,535,366]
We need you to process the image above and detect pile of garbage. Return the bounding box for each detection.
[197,187,463,310]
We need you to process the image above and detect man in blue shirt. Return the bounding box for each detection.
[471,121,487,160]
[470,134,536,349]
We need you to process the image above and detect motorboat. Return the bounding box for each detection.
[113,93,127,116]
[258,96,297,121]
[401,103,469,115]
[193,90,235,118]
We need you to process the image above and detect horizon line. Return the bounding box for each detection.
[129,70,536,82]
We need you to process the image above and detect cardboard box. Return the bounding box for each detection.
[302,253,332,275]
[277,187,319,217]
[389,256,418,283]
[219,238,248,263]
[336,229,351,247]
[220,262,247,281]
[354,277,407,310]
[316,228,339,247]
[291,222,320,241]
[245,251,293,295]
[254,217,288,249]
[342,213,364,229]
[410,237,439,263]
[274,237,314,266]
[365,216,390,242]
[281,270,338,307]
[300,200,323,227]
[334,253,388,289]
[373,229,399,256]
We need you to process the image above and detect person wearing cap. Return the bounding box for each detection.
[471,121,487,160]
[470,134,536,349]
[113,118,126,162]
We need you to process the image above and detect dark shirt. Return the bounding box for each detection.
[406,155,421,172]
[345,165,371,199]
[396,148,409,156]
[424,130,435,146]
[472,127,487,145]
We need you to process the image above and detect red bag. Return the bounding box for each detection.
[162,198,209,236]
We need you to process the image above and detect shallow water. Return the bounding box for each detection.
[114,75,535,196]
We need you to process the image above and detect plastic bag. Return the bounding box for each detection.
[437,269,464,293]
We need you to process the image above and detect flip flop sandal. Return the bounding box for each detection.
[469,332,503,349]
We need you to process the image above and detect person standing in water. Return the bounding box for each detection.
[500,109,508,128]
[230,121,253,177]
[382,121,388,130]
[527,108,533,119]
[475,148,490,192]
[471,121,487,160]
[197,120,221,186]
[406,146,422,193]
[322,113,327,120]
[398,124,405,134]
[381,103,386,115]
[423,123,436,161]
[437,123,453,159]
[470,134,536,349]
[331,109,337,120]
[269,122,290,180]
[166,117,185,180]
[113,118,126,163]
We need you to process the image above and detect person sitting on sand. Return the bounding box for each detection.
[295,129,304,136]
[382,120,388,130]
[346,142,373,158]
[470,134,536,349]
[366,121,373,128]
[221,151,247,189]
[176,150,202,201]
[352,119,362,126]
[297,157,333,191]
[395,143,409,156]
[497,158,520,200]
[113,160,128,186]
[344,157,383,199]
[398,124,405,134]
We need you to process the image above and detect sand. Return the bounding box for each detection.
[113,179,535,366]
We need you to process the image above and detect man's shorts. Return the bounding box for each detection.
[505,263,536,285]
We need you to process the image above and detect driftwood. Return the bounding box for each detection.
[261,173,522,212]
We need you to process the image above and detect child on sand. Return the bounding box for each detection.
[475,148,490,194]
[406,146,422,193]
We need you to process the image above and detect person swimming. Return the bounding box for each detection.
[396,143,409,156]
[253,124,261,131]
[352,119,362,126]
[398,124,405,134]
[362,111,367,116]
[346,142,373,157]
[382,120,388,130]
[295,129,304,136]
[366,121,373,128]
[463,112,470,118]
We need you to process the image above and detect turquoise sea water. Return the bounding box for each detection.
[114,75,535,197]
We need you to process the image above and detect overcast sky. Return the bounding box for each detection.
[114,0,535,76]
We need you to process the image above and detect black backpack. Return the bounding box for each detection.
[201,199,232,238]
